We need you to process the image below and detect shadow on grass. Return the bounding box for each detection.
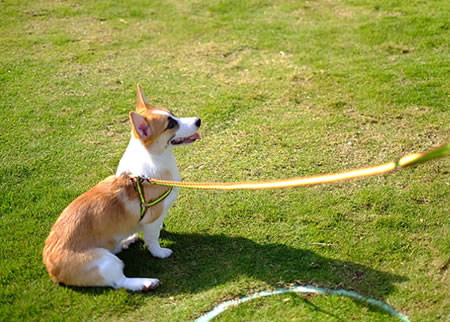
[115,230,407,316]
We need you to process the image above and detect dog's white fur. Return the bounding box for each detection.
[43,85,200,291]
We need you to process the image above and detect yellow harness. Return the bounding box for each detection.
[129,176,173,220]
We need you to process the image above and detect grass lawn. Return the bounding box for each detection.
[1,0,449,320]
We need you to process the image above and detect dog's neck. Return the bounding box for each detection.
[116,137,180,181]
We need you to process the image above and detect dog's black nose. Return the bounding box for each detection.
[195,118,201,127]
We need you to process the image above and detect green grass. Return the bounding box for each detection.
[1,0,449,320]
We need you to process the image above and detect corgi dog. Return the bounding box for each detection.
[43,85,201,291]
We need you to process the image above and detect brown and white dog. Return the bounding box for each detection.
[43,85,201,291]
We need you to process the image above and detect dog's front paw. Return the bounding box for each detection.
[150,247,173,258]
[121,233,139,250]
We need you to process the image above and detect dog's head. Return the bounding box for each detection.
[129,84,201,153]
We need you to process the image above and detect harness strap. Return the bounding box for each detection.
[130,176,173,220]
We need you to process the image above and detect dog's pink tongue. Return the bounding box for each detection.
[191,133,200,140]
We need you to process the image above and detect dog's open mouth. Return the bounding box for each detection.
[170,133,200,145]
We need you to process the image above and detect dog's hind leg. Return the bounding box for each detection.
[92,248,159,291]
[44,247,159,291]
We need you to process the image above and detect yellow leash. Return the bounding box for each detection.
[148,143,449,190]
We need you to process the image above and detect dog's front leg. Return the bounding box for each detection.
[142,215,173,258]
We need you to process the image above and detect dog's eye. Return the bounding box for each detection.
[167,117,177,129]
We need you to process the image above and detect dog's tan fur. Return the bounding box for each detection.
[43,175,170,286]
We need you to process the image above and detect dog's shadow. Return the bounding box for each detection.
[118,231,407,303]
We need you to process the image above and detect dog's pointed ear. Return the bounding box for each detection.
[136,84,153,111]
[129,111,151,139]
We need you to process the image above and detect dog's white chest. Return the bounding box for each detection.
[116,138,180,180]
